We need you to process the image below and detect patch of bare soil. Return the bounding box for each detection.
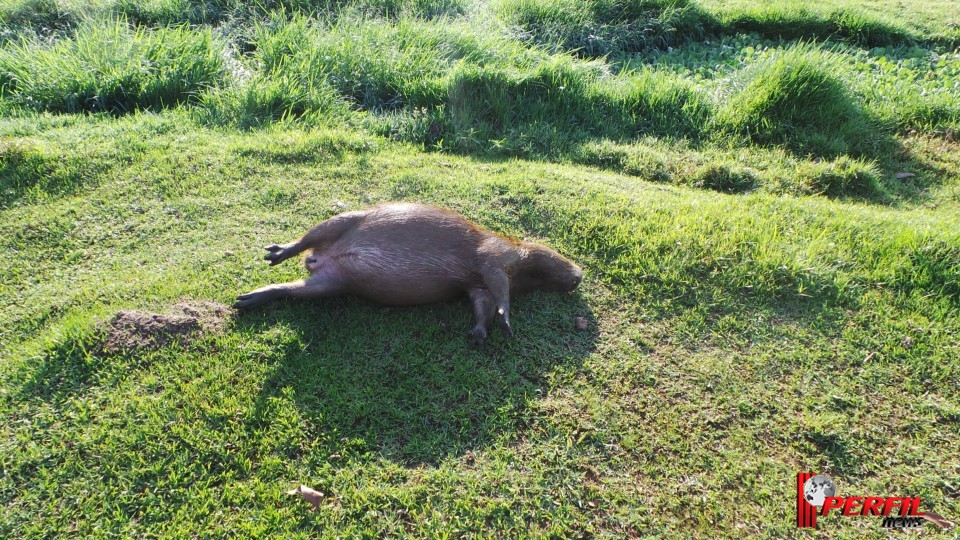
[99,300,233,354]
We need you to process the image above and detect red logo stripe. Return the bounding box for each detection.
[798,472,816,528]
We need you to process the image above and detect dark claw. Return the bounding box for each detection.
[263,245,287,265]
[498,317,513,339]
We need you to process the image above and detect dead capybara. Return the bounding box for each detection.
[233,203,583,345]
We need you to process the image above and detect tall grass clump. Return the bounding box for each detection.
[0,20,226,114]
[202,67,349,129]
[309,0,466,18]
[715,44,884,159]
[0,0,82,38]
[0,0,466,32]
[112,0,232,26]
[496,0,714,56]
[440,58,603,153]
[385,59,710,155]
[253,16,548,112]
[600,68,710,137]
[246,16,713,155]
[243,0,466,19]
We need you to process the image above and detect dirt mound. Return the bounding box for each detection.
[99,300,233,354]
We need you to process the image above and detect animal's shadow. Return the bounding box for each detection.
[238,291,597,466]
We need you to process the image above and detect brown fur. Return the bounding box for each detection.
[234,203,583,345]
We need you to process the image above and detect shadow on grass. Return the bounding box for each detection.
[11,331,109,406]
[804,432,859,476]
[237,291,597,466]
[0,142,109,208]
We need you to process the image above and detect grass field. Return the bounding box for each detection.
[1,0,959,537]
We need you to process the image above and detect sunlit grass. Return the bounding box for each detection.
[1,0,959,536]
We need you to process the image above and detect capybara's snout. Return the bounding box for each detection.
[569,266,584,291]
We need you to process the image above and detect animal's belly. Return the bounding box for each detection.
[335,246,475,305]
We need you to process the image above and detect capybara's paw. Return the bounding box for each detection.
[263,244,292,266]
[233,291,268,310]
[498,315,513,339]
[467,326,487,347]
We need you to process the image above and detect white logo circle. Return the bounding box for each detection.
[803,475,837,507]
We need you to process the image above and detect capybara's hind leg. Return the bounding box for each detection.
[263,210,366,266]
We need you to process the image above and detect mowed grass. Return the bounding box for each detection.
[0,0,959,537]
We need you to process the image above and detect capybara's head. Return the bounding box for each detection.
[513,244,583,294]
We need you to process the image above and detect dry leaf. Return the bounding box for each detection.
[575,317,589,330]
[895,172,916,179]
[922,512,954,529]
[287,485,324,511]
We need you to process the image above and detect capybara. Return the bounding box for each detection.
[233,203,583,345]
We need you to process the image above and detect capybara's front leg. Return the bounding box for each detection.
[480,267,513,339]
[467,288,496,346]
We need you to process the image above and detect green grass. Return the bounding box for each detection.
[0,0,467,37]
[1,0,960,537]
[0,20,225,114]
[699,0,960,46]
[713,44,883,158]
[495,0,713,56]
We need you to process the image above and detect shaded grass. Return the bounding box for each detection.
[495,0,713,56]
[713,4,920,48]
[243,16,712,154]
[575,138,891,199]
[699,0,960,47]
[0,0,467,40]
[0,137,117,206]
[495,0,932,59]
[629,37,960,142]
[218,16,953,200]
